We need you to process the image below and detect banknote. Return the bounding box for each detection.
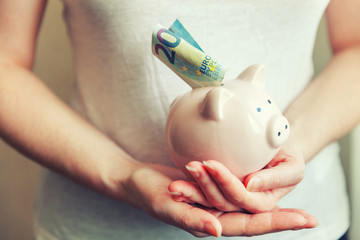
[152,20,227,88]
[169,19,203,52]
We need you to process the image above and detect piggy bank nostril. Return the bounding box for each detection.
[267,114,290,148]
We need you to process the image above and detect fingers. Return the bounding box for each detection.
[159,199,222,237]
[245,146,306,192]
[276,208,318,228]
[201,160,247,202]
[186,161,242,212]
[218,208,317,236]
[173,159,303,214]
[245,156,305,192]
[200,160,278,212]
[168,180,213,208]
[129,166,222,237]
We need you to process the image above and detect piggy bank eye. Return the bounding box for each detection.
[267,99,272,104]
[257,107,261,112]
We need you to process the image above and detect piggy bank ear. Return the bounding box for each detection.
[236,64,266,87]
[200,87,233,121]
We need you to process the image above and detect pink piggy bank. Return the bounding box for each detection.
[166,64,290,180]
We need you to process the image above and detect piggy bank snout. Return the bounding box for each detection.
[267,114,290,148]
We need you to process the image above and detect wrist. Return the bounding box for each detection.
[97,150,144,204]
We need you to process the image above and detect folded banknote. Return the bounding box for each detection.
[152,20,227,88]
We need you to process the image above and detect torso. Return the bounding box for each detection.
[34,1,349,239]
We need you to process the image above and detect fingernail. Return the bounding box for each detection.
[267,161,277,168]
[185,165,200,178]
[203,222,221,237]
[167,190,182,196]
[202,161,215,174]
[292,219,309,230]
[247,177,262,191]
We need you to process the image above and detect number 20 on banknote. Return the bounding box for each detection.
[154,28,180,64]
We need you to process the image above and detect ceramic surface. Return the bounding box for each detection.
[166,64,290,179]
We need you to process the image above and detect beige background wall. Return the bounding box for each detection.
[0,0,357,239]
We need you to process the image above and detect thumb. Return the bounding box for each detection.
[245,158,304,192]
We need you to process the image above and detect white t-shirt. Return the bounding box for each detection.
[34,0,350,239]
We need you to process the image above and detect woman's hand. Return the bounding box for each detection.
[123,164,223,237]
[245,143,305,197]
[166,143,318,236]
[169,143,306,214]
[122,158,316,238]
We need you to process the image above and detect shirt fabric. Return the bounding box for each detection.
[34,0,350,239]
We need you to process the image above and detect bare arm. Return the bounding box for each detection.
[284,0,360,162]
[0,0,140,203]
[1,1,235,236]
[244,0,360,192]
[0,1,320,237]
[169,0,360,220]
[228,0,360,195]
[0,0,219,236]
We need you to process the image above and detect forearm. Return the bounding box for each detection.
[0,59,141,204]
[284,46,360,162]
